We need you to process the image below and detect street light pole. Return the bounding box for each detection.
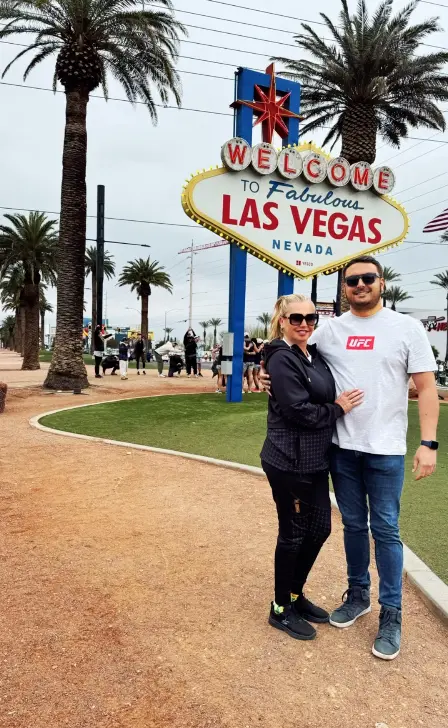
[96,184,105,329]
[188,241,194,329]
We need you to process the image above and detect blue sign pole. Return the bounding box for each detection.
[277,273,294,298]
[226,66,301,402]
[227,244,247,403]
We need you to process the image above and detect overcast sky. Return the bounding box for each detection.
[1,0,448,342]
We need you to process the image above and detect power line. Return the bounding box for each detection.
[0,78,234,117]
[419,1,448,7]
[395,170,448,195]
[1,204,448,246]
[3,76,448,148]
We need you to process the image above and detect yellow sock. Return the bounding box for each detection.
[291,593,300,602]
[273,601,285,614]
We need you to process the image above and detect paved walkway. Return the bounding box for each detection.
[0,350,447,728]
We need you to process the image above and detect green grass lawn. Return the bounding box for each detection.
[40,395,448,583]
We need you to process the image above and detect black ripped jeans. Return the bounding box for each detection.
[262,462,332,607]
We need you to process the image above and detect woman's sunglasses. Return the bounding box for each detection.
[285,313,319,326]
[345,273,381,287]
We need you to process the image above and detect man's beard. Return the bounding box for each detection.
[349,289,382,311]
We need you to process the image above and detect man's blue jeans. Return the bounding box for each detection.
[330,447,405,610]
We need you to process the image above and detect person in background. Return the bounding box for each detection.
[119,338,130,380]
[184,328,198,378]
[168,350,184,377]
[154,340,175,377]
[262,294,363,641]
[93,324,104,379]
[134,335,146,375]
[253,338,264,391]
[243,332,256,393]
[196,338,205,377]
[214,342,225,393]
[102,353,119,376]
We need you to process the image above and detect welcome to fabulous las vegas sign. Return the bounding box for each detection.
[182,137,409,280]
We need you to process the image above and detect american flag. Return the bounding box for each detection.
[423,207,448,233]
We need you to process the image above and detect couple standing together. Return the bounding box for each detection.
[260,255,439,660]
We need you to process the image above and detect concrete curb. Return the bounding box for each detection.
[30,396,448,626]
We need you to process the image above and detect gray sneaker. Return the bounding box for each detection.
[372,607,402,660]
[329,586,371,628]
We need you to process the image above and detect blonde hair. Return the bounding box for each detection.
[269,294,313,340]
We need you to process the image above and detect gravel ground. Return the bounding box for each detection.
[0,351,447,728]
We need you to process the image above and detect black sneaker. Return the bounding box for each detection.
[372,607,402,660]
[293,594,329,623]
[143,370,146,375]
[329,587,371,628]
[137,371,140,375]
[268,603,316,640]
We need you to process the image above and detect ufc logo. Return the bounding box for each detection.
[346,336,375,350]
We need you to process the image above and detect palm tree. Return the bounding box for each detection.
[209,318,222,346]
[0,316,16,351]
[0,213,57,369]
[85,246,116,350]
[0,1,186,389]
[0,265,25,354]
[274,0,448,164]
[39,288,54,351]
[118,258,173,341]
[382,266,401,306]
[199,320,210,345]
[274,0,448,313]
[257,312,271,338]
[383,285,412,311]
[430,270,448,361]
[164,327,173,342]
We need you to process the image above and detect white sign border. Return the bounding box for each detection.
[182,142,410,280]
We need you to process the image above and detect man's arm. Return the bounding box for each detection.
[412,371,439,481]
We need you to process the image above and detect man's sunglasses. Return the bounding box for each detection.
[345,273,381,287]
[285,313,319,326]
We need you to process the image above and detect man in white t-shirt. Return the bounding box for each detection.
[309,255,439,661]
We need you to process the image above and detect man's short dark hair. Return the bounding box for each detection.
[343,255,383,278]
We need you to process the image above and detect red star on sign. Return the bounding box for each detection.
[231,63,303,144]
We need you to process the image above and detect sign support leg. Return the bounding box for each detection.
[311,276,318,305]
[227,244,247,403]
[277,272,294,298]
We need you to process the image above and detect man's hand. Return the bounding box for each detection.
[259,361,271,394]
[412,445,437,481]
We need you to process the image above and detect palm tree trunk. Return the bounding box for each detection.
[40,311,45,350]
[14,311,20,353]
[20,305,26,356]
[22,278,40,370]
[213,327,217,346]
[340,104,377,165]
[90,270,97,354]
[44,89,89,390]
[141,294,149,341]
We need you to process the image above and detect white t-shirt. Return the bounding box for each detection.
[310,308,436,455]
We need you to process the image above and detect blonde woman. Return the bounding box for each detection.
[261,294,363,641]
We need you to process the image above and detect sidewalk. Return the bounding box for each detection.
[0,352,447,728]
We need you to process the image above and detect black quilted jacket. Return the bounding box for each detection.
[260,339,344,473]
